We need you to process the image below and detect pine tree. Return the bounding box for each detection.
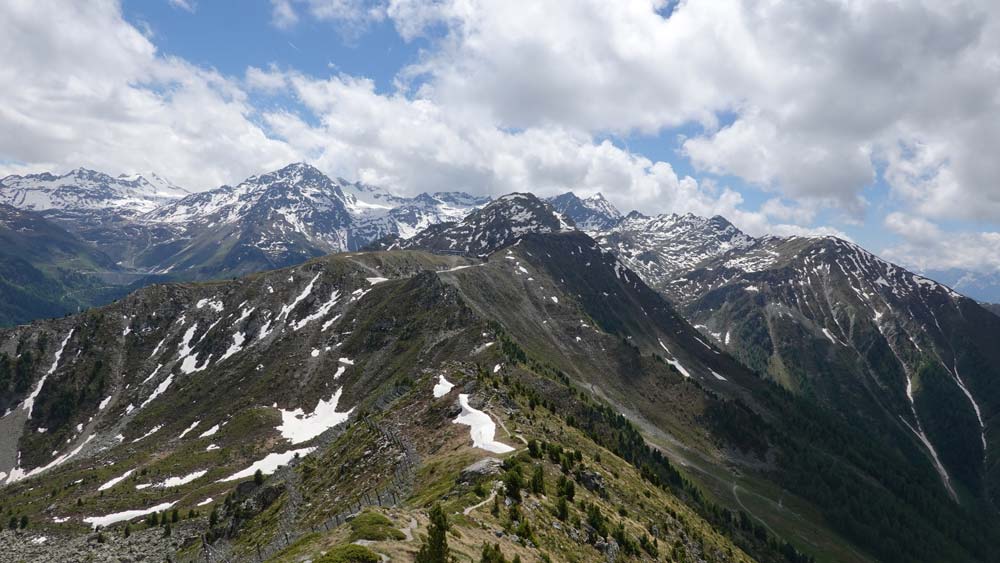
[480,542,506,563]
[124,522,131,538]
[558,476,575,501]
[503,466,523,502]
[254,469,264,486]
[18,515,27,529]
[530,465,545,495]
[415,503,450,563]
[527,439,541,458]
[555,496,569,521]
[171,508,179,523]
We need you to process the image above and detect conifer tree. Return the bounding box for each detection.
[415,503,451,563]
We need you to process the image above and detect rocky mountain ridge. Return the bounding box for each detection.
[1,207,996,562]
[597,213,1000,509]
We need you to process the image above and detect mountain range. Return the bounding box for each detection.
[1,165,999,562]
[0,164,490,325]
[0,168,190,218]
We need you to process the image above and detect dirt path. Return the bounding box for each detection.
[401,517,417,541]
[732,481,778,537]
[486,408,528,446]
[463,483,500,516]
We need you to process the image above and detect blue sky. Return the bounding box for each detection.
[124,1,411,91]
[3,0,999,284]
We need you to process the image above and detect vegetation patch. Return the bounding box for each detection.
[315,543,381,563]
[349,510,405,541]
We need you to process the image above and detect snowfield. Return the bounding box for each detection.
[453,394,514,454]
[276,388,352,445]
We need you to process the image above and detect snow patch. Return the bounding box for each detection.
[177,324,209,374]
[293,290,340,331]
[140,371,175,409]
[98,468,135,491]
[433,375,454,398]
[658,340,691,378]
[453,394,514,454]
[22,330,73,418]
[821,328,843,346]
[472,342,495,355]
[218,332,246,363]
[278,273,321,322]
[149,338,166,359]
[177,420,201,439]
[277,388,352,445]
[147,470,207,489]
[131,425,162,443]
[84,501,176,529]
[218,448,316,482]
[196,298,224,312]
[5,434,94,484]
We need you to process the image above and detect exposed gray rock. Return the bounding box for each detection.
[459,458,503,482]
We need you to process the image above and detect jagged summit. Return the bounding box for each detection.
[398,192,572,256]
[597,210,757,286]
[546,191,622,231]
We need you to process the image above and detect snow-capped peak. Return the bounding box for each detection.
[597,211,757,289]
[400,192,572,256]
[547,192,622,232]
[0,168,190,215]
[582,193,621,219]
[116,172,189,199]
